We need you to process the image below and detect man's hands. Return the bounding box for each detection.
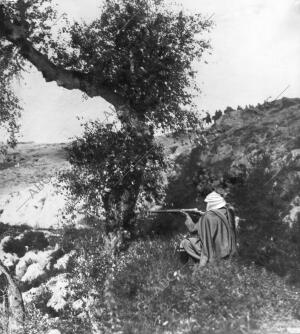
[179,210,190,217]
[180,208,204,217]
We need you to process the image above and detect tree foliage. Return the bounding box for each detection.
[0,0,212,235]
[54,0,211,131]
[61,121,167,233]
[0,41,22,151]
[0,0,212,130]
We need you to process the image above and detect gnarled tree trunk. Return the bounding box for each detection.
[0,262,24,334]
[103,109,154,237]
[99,113,154,330]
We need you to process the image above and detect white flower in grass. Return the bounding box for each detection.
[72,299,84,311]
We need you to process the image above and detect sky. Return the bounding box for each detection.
[10,0,300,143]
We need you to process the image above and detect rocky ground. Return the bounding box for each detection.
[167,97,300,226]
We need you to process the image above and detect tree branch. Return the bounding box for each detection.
[0,4,126,108]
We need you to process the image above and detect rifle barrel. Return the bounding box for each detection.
[148,209,204,215]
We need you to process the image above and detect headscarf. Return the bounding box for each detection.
[204,191,226,211]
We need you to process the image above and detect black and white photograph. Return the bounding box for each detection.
[0,0,300,333]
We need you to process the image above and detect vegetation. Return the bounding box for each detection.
[228,153,300,282]
[3,231,49,257]
[21,236,300,334]
[0,1,214,331]
[60,120,166,236]
[1,132,299,334]
[1,1,299,333]
[0,0,212,240]
[0,39,21,153]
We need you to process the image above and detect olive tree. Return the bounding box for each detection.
[0,0,212,239]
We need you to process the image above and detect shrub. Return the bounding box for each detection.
[3,231,49,257]
[24,302,90,334]
[108,238,299,333]
[0,223,31,238]
[228,152,300,280]
[22,231,300,333]
[165,147,209,209]
[0,222,10,236]
[3,237,26,257]
[59,121,167,235]
[22,231,49,251]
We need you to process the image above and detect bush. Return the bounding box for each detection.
[3,237,26,257]
[22,231,49,251]
[3,231,49,257]
[228,153,300,280]
[24,302,90,334]
[0,223,31,238]
[22,230,300,333]
[59,121,166,235]
[0,222,10,236]
[108,238,300,333]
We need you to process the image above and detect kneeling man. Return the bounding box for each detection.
[180,191,237,267]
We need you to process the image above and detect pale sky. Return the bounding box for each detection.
[10,0,300,143]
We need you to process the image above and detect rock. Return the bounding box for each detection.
[290,206,300,222]
[22,286,44,304]
[47,330,61,334]
[53,251,74,271]
[21,263,45,283]
[15,251,39,279]
[15,249,55,280]
[283,196,300,227]
[46,274,70,312]
[291,149,300,159]
[0,236,20,267]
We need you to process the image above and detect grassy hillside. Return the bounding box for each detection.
[0,98,300,334]
[0,142,68,197]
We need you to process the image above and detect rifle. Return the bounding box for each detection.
[148,208,204,216]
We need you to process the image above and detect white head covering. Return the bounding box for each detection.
[204,191,226,211]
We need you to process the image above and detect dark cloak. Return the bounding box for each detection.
[183,206,237,266]
[197,207,237,266]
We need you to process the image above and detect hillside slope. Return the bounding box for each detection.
[167,97,300,224]
[0,98,299,228]
[0,98,299,334]
[0,143,69,228]
[0,142,68,196]
[202,97,300,177]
